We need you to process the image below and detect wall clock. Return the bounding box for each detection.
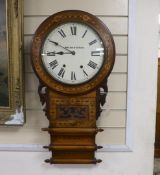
[31,10,115,164]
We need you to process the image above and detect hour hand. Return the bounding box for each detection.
[46,52,56,56]
[42,51,60,56]
[56,51,74,55]
[41,52,56,56]
[42,51,73,56]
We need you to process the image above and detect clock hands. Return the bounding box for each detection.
[44,51,74,56]
[48,39,75,55]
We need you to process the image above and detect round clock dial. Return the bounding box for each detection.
[32,10,115,95]
[41,22,105,85]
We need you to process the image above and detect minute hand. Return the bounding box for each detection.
[48,40,75,55]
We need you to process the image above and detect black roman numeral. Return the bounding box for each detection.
[83,70,88,77]
[71,26,77,35]
[71,72,76,80]
[89,39,97,46]
[91,51,101,56]
[49,60,58,69]
[47,52,55,56]
[82,30,87,38]
[58,68,65,78]
[58,29,66,38]
[88,60,97,69]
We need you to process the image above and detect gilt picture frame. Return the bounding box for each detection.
[0,0,24,125]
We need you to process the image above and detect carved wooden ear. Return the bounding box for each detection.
[100,79,108,106]
[38,80,47,105]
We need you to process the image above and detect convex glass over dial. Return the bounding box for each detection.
[41,22,105,85]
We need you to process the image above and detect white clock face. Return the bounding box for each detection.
[41,22,105,85]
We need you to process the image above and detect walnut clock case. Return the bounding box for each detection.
[31,10,115,164]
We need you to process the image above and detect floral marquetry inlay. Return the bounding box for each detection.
[31,10,115,164]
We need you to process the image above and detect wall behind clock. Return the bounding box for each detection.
[0,0,128,147]
[0,0,159,175]
[0,0,128,146]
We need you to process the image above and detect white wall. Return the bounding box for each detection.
[0,0,129,148]
[0,0,159,175]
[158,18,160,56]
